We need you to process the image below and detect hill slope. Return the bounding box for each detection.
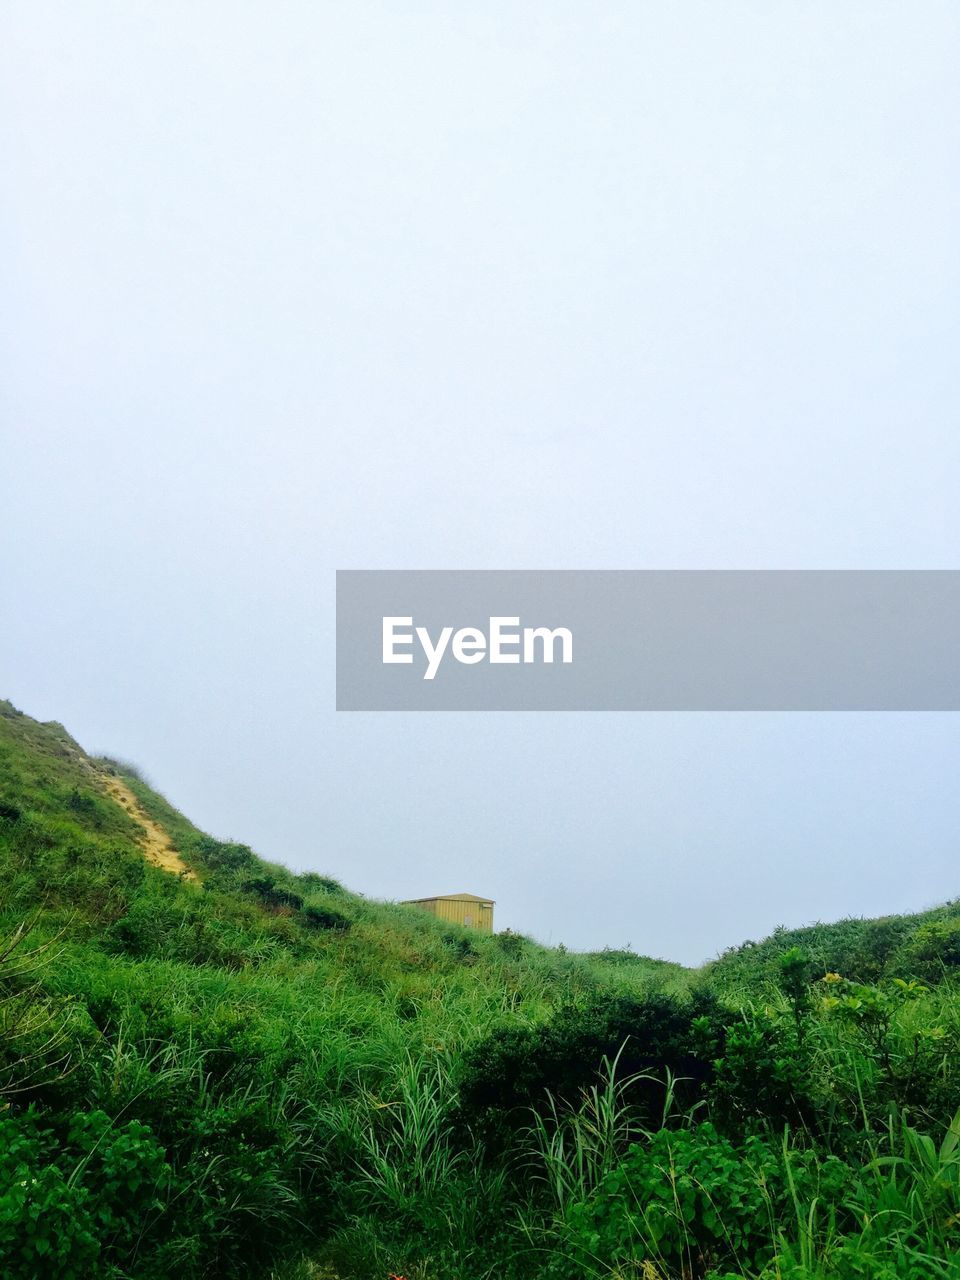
[0,700,683,1278]
[2,698,960,1280]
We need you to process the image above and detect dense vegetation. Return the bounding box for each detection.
[2,699,960,1279]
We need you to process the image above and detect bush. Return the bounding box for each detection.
[192,837,257,876]
[563,1124,777,1277]
[243,877,304,912]
[562,1125,853,1280]
[106,896,183,959]
[302,903,351,933]
[895,920,960,981]
[298,873,345,895]
[494,929,526,959]
[709,1010,815,1129]
[457,992,721,1144]
[441,931,479,963]
[0,1107,171,1279]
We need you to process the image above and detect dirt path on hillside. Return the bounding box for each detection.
[99,773,196,880]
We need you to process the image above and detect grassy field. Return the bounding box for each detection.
[2,698,960,1279]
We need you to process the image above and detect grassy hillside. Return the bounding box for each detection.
[706,903,960,998]
[2,699,960,1279]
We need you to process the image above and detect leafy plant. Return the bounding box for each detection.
[562,1123,783,1278]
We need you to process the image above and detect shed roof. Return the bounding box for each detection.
[403,892,495,904]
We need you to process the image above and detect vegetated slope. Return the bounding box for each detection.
[3,697,960,1280]
[96,769,195,879]
[706,898,960,997]
[0,699,682,1279]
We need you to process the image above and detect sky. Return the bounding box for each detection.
[1,2,958,964]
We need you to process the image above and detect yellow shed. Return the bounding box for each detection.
[402,892,495,933]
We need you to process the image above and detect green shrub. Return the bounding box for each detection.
[895,919,960,981]
[0,1107,171,1279]
[106,896,183,958]
[243,876,305,911]
[494,929,527,959]
[302,903,351,933]
[457,992,720,1144]
[562,1126,853,1279]
[192,836,257,876]
[563,1123,782,1277]
[709,1010,814,1129]
[0,1109,99,1279]
[298,873,345,895]
[441,931,479,963]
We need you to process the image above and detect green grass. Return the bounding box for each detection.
[2,697,960,1279]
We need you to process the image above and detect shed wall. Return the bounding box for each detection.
[407,897,495,933]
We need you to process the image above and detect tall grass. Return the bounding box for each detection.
[525,1044,685,1214]
[6,702,960,1279]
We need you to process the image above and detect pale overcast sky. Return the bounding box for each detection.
[2,3,958,963]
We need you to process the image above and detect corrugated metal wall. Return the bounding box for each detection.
[409,898,495,933]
